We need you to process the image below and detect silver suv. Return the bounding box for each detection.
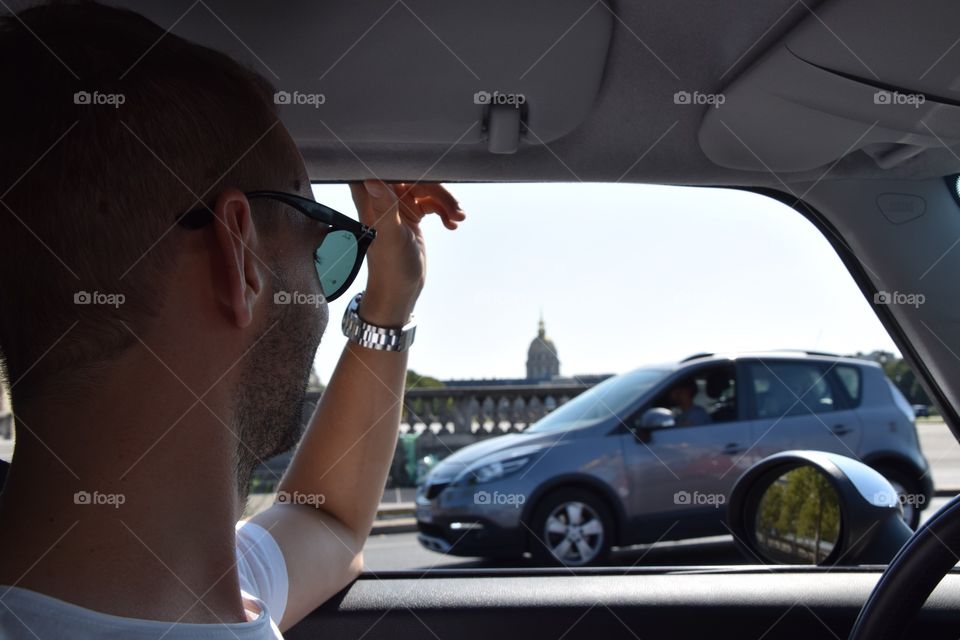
[415,352,931,566]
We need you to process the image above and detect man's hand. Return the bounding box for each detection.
[350,180,465,326]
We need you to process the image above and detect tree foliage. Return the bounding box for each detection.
[406,369,445,390]
[757,466,841,563]
[882,359,931,406]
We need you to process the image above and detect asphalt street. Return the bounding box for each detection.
[362,496,953,571]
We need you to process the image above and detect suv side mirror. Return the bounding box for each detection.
[638,407,675,429]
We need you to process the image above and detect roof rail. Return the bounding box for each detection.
[766,348,842,358]
[680,349,843,364]
[680,352,714,362]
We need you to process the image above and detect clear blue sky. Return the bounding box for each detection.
[311,183,899,383]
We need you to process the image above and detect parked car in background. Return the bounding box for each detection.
[912,404,931,418]
[416,351,932,566]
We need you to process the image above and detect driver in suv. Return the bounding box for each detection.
[669,378,713,426]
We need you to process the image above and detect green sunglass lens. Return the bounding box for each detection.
[315,230,359,299]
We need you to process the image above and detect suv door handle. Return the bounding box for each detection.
[722,442,746,455]
[832,424,852,436]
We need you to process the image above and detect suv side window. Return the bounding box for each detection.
[747,361,836,418]
[649,363,739,425]
[833,365,862,407]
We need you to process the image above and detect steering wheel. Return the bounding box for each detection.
[849,493,960,639]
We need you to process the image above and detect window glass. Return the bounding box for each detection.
[649,364,738,425]
[524,367,670,433]
[748,362,835,417]
[289,183,924,572]
[834,365,862,406]
[887,378,915,421]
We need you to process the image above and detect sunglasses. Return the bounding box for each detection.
[176,190,376,302]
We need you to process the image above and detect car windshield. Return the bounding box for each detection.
[524,367,670,433]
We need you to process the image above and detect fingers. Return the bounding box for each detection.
[350,180,465,230]
[397,191,421,226]
[402,183,461,215]
[412,196,461,229]
[350,179,400,228]
[396,183,465,230]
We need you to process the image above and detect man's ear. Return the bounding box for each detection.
[211,188,264,328]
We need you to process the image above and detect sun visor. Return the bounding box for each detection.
[143,0,612,154]
[698,0,960,173]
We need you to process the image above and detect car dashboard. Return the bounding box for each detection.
[287,566,960,639]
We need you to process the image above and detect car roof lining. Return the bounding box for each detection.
[12,0,960,185]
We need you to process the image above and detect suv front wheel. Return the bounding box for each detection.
[529,489,614,566]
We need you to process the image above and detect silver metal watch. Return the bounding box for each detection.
[341,291,416,352]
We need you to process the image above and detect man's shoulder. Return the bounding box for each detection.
[0,584,282,639]
[235,519,289,629]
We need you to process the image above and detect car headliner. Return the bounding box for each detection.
[11,0,960,186]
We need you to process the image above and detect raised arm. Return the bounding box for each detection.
[250,180,464,630]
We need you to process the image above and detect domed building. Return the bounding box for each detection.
[526,314,560,381]
[440,313,611,388]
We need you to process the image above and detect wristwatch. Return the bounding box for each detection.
[341,291,416,352]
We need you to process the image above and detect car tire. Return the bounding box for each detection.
[873,465,923,529]
[528,488,614,566]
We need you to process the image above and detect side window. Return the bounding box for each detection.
[833,365,862,407]
[747,362,836,418]
[650,364,738,425]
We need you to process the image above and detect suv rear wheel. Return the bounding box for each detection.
[874,465,923,529]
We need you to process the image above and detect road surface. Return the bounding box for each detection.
[916,420,960,490]
[362,497,953,571]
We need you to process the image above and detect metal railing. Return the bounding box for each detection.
[253,379,608,489]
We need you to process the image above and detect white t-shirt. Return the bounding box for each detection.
[0,520,288,639]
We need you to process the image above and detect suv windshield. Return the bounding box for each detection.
[524,367,670,433]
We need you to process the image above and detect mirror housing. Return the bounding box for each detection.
[727,450,913,566]
[638,407,675,429]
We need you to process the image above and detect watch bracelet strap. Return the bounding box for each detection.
[342,292,416,351]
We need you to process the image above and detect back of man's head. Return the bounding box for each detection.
[0,1,290,408]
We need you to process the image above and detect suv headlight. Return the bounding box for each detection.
[461,457,530,484]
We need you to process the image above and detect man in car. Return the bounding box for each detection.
[0,2,464,637]
[669,378,713,426]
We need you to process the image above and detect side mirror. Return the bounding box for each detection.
[727,450,912,566]
[638,407,675,429]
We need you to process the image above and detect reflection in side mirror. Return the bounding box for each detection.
[754,466,840,564]
[728,450,913,566]
[639,407,675,429]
